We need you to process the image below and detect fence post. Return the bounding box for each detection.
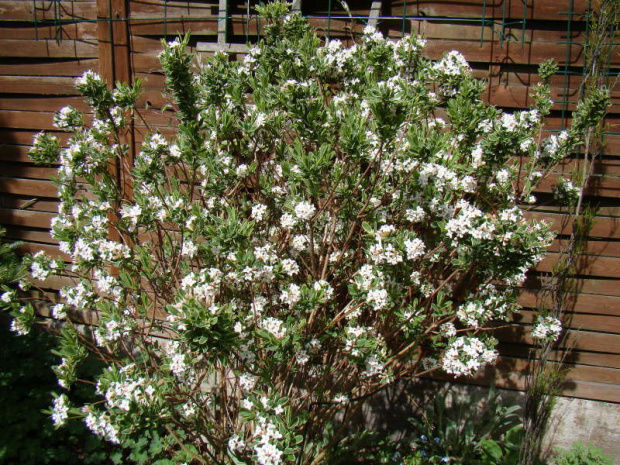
[97,0,132,86]
[96,0,135,236]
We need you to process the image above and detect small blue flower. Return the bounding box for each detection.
[441,457,450,463]
[434,437,441,443]
[420,450,427,456]
[420,434,428,442]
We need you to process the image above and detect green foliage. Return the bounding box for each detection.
[406,387,523,464]
[0,227,25,286]
[0,320,112,464]
[552,442,612,465]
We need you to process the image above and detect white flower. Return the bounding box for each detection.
[363,353,385,377]
[442,337,497,377]
[496,169,510,184]
[252,203,268,221]
[51,395,70,427]
[260,317,287,339]
[239,373,257,390]
[368,243,403,265]
[51,304,67,320]
[532,316,562,342]
[434,50,470,76]
[167,38,181,48]
[228,434,245,453]
[10,318,29,336]
[440,322,457,337]
[181,240,198,258]
[294,201,316,221]
[236,164,250,178]
[457,301,487,328]
[281,258,299,276]
[291,235,309,252]
[1,290,15,303]
[367,288,389,310]
[363,25,377,35]
[501,113,518,132]
[75,70,102,86]
[169,144,182,159]
[280,213,297,230]
[280,284,301,307]
[120,204,142,231]
[295,348,310,365]
[313,279,334,300]
[404,238,426,260]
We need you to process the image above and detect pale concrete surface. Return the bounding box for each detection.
[544,396,620,463]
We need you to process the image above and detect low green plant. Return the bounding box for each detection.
[406,386,523,464]
[552,442,612,465]
[0,318,113,464]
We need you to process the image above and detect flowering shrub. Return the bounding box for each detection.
[10,2,610,463]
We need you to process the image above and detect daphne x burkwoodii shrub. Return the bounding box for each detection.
[5,2,609,463]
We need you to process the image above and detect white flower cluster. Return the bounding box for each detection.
[99,373,155,412]
[84,408,120,444]
[433,50,470,77]
[94,310,136,346]
[552,177,581,205]
[259,317,287,339]
[293,201,316,221]
[253,417,284,465]
[30,250,61,281]
[445,200,496,244]
[442,337,497,377]
[53,106,81,130]
[456,301,487,329]
[51,394,70,427]
[531,315,562,342]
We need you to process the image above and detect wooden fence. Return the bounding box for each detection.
[0,0,619,403]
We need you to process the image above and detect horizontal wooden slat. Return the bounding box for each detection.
[525,211,620,239]
[0,130,70,146]
[15,241,68,260]
[499,342,620,369]
[547,238,620,258]
[496,325,620,354]
[0,178,58,197]
[427,362,620,402]
[0,22,98,40]
[519,290,620,316]
[34,273,76,291]
[0,110,63,131]
[0,196,59,213]
[486,84,620,111]
[0,145,41,163]
[0,96,89,112]
[4,227,58,245]
[0,75,79,94]
[512,310,620,335]
[0,39,98,58]
[0,60,97,78]
[0,1,96,20]
[128,0,218,20]
[0,208,55,228]
[361,1,592,22]
[536,252,620,279]
[0,164,58,180]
